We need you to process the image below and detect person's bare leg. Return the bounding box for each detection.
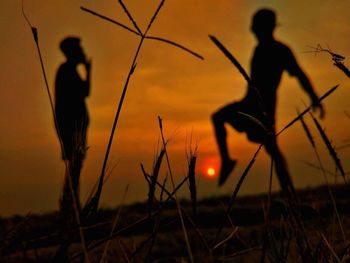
[212,111,237,186]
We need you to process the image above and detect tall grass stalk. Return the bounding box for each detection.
[22,2,90,261]
[148,148,166,215]
[80,7,204,60]
[300,111,346,241]
[209,35,267,114]
[309,113,346,179]
[186,138,198,216]
[158,116,194,263]
[118,0,142,35]
[85,61,137,217]
[209,35,250,84]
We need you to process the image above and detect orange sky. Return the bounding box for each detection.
[1,0,349,216]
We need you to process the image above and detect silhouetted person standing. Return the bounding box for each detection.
[212,9,324,194]
[55,37,91,213]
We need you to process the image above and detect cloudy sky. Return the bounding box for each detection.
[1,0,349,216]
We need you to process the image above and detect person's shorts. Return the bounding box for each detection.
[214,101,274,144]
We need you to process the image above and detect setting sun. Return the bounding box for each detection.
[207,167,216,178]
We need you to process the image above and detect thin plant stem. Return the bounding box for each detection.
[81,7,139,35]
[117,0,142,35]
[80,6,203,60]
[158,116,194,263]
[22,2,90,261]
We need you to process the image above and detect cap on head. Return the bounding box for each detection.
[60,36,81,58]
[251,8,276,35]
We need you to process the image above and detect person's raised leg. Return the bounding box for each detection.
[212,108,237,186]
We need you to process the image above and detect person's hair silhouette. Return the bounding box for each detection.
[212,9,324,194]
[55,36,91,213]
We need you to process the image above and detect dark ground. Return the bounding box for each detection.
[1,183,350,262]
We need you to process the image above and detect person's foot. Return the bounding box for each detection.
[218,159,237,186]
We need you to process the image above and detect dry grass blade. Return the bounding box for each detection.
[297,110,315,147]
[310,113,346,178]
[321,233,341,263]
[118,0,142,34]
[99,185,129,263]
[159,174,168,201]
[237,111,270,134]
[148,148,166,215]
[209,35,267,115]
[22,0,61,141]
[140,163,151,185]
[80,6,204,60]
[213,227,239,250]
[277,85,339,135]
[83,63,137,218]
[145,35,204,60]
[81,7,139,35]
[334,61,350,78]
[187,151,197,215]
[145,0,166,34]
[83,161,118,208]
[229,145,262,209]
[209,35,251,84]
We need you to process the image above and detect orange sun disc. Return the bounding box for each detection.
[207,167,216,177]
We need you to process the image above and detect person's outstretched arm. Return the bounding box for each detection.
[284,46,325,118]
[294,66,325,118]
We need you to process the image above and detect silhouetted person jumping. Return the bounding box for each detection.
[212,9,324,194]
[55,37,91,213]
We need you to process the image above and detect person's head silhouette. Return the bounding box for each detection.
[60,37,86,64]
[251,9,276,43]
